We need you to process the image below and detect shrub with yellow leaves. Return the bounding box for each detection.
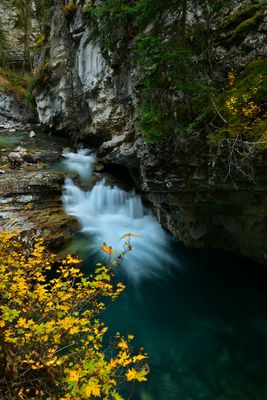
[224,70,265,138]
[0,231,149,399]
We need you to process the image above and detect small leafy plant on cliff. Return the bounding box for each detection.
[0,67,32,98]
[30,59,52,94]
[210,59,267,143]
[225,73,263,136]
[35,33,46,47]
[0,231,148,399]
[208,59,267,184]
[62,1,77,20]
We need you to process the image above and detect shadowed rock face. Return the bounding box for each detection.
[125,133,267,265]
[0,131,78,248]
[34,0,267,263]
[0,93,33,130]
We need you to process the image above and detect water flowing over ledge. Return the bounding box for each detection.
[62,149,179,281]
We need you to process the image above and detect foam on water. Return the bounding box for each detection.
[62,149,178,281]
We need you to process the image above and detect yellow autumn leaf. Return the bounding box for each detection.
[117,339,128,350]
[127,334,134,340]
[16,317,28,328]
[108,358,118,370]
[125,368,139,381]
[69,326,79,335]
[67,369,80,383]
[66,255,80,264]
[117,351,131,366]
[133,354,147,362]
[84,378,101,397]
[45,357,57,366]
[126,368,148,382]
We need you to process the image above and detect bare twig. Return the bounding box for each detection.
[211,96,227,124]
[211,136,267,187]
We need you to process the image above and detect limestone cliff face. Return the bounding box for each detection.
[34,0,267,264]
[35,2,136,148]
[0,92,33,129]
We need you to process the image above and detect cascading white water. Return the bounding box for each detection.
[62,149,96,179]
[62,149,178,281]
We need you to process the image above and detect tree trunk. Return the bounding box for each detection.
[181,0,187,44]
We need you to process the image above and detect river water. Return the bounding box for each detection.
[61,149,267,400]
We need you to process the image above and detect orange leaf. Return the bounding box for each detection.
[120,233,143,240]
[101,243,116,255]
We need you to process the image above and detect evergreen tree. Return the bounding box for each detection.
[0,16,8,67]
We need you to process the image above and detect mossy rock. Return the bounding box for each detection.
[215,58,267,110]
[219,3,267,47]
[82,4,92,18]
[230,12,265,42]
[31,60,52,91]
[235,58,267,104]
[35,34,46,47]
[223,3,266,29]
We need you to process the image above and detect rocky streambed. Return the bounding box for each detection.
[0,128,78,247]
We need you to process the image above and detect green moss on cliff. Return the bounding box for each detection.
[35,33,46,47]
[231,12,265,41]
[30,60,51,94]
[225,3,266,27]
[82,4,92,17]
[220,3,267,46]
[237,59,267,104]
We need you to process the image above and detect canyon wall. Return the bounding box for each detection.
[34,0,267,263]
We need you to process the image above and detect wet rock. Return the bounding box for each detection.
[29,130,36,138]
[0,171,63,196]
[23,149,62,164]
[8,146,27,166]
[3,143,62,169]
[95,162,104,172]
[0,131,77,248]
[0,170,78,247]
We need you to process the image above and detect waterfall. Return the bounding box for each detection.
[62,150,178,281]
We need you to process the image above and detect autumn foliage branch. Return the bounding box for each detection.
[0,231,148,399]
